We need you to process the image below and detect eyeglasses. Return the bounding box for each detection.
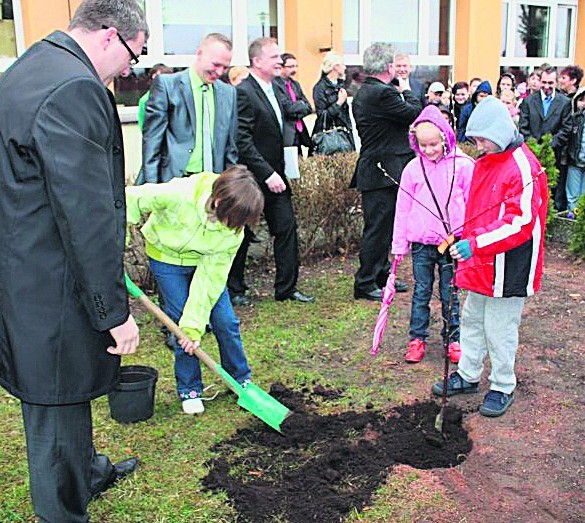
[102,25,139,66]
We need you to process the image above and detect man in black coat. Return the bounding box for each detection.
[274,52,313,153]
[351,43,422,301]
[0,1,147,520]
[519,66,572,210]
[229,37,314,303]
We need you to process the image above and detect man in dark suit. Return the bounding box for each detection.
[274,52,313,153]
[394,53,426,108]
[230,37,314,303]
[519,66,572,210]
[138,33,237,184]
[0,1,145,520]
[351,43,422,301]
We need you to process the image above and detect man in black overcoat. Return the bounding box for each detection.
[0,1,147,520]
[351,43,422,301]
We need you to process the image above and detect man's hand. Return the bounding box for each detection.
[396,77,410,93]
[337,88,348,105]
[178,337,201,356]
[107,315,139,355]
[265,172,286,193]
[450,239,473,261]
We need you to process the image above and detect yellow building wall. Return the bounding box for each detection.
[454,0,502,86]
[20,0,72,46]
[283,0,343,105]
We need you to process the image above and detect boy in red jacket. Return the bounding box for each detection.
[432,96,548,417]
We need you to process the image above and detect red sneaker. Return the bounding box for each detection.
[405,338,426,363]
[448,341,461,363]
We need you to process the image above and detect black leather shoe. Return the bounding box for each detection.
[394,279,408,293]
[354,288,383,301]
[231,294,251,306]
[277,290,315,303]
[92,458,139,500]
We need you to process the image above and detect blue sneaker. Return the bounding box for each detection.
[479,390,514,417]
[432,371,480,397]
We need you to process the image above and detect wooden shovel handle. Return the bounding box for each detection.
[134,293,237,393]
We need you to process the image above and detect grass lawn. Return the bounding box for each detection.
[0,262,453,522]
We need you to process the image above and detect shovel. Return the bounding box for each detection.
[124,274,291,432]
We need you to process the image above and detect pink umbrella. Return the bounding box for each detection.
[370,258,401,356]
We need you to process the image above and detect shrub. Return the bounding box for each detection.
[569,192,585,259]
[525,134,558,234]
[292,152,362,260]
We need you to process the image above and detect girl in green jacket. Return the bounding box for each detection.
[126,165,264,415]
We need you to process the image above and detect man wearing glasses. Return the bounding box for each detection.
[273,52,313,155]
[0,1,147,521]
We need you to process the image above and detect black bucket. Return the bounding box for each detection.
[108,365,158,424]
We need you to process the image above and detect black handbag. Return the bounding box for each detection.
[311,113,354,156]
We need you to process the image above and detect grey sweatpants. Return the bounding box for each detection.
[457,291,525,395]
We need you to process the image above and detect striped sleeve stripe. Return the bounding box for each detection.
[476,148,533,248]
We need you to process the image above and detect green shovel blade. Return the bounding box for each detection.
[215,365,291,432]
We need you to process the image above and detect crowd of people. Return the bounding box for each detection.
[0,0,564,520]
[413,64,584,216]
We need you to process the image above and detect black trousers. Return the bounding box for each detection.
[21,401,114,523]
[354,186,399,292]
[228,188,299,299]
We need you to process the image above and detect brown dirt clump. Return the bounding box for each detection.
[202,384,472,522]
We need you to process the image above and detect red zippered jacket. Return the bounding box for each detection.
[456,142,548,297]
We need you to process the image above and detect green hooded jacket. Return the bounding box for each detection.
[126,172,243,341]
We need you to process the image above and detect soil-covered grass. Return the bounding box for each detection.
[0,244,583,522]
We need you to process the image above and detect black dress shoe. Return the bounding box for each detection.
[277,290,315,303]
[394,279,408,293]
[92,457,139,500]
[354,288,383,301]
[231,294,252,306]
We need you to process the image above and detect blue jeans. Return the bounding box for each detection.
[409,243,460,343]
[566,165,585,211]
[149,259,251,399]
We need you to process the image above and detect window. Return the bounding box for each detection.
[343,0,454,88]
[428,0,451,55]
[502,2,509,57]
[370,0,419,55]
[247,0,278,42]
[343,0,360,54]
[0,0,17,58]
[162,0,232,55]
[501,1,577,69]
[555,5,573,58]
[515,4,549,58]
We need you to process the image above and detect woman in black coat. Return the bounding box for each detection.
[311,51,356,150]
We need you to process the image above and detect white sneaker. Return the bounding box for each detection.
[182,398,204,415]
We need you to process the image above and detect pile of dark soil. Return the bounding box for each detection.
[202,384,472,522]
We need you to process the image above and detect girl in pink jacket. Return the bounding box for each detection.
[391,105,474,363]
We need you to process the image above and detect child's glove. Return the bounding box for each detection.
[453,239,473,261]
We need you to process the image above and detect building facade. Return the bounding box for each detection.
[2,0,585,102]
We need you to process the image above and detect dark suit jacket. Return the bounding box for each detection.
[139,69,238,184]
[350,77,422,191]
[519,91,572,153]
[0,31,127,404]
[274,76,312,147]
[408,77,427,108]
[236,75,287,188]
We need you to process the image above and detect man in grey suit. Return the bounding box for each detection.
[138,32,237,184]
[519,66,572,210]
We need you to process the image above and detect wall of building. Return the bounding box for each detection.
[283,0,343,102]
[454,0,502,87]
